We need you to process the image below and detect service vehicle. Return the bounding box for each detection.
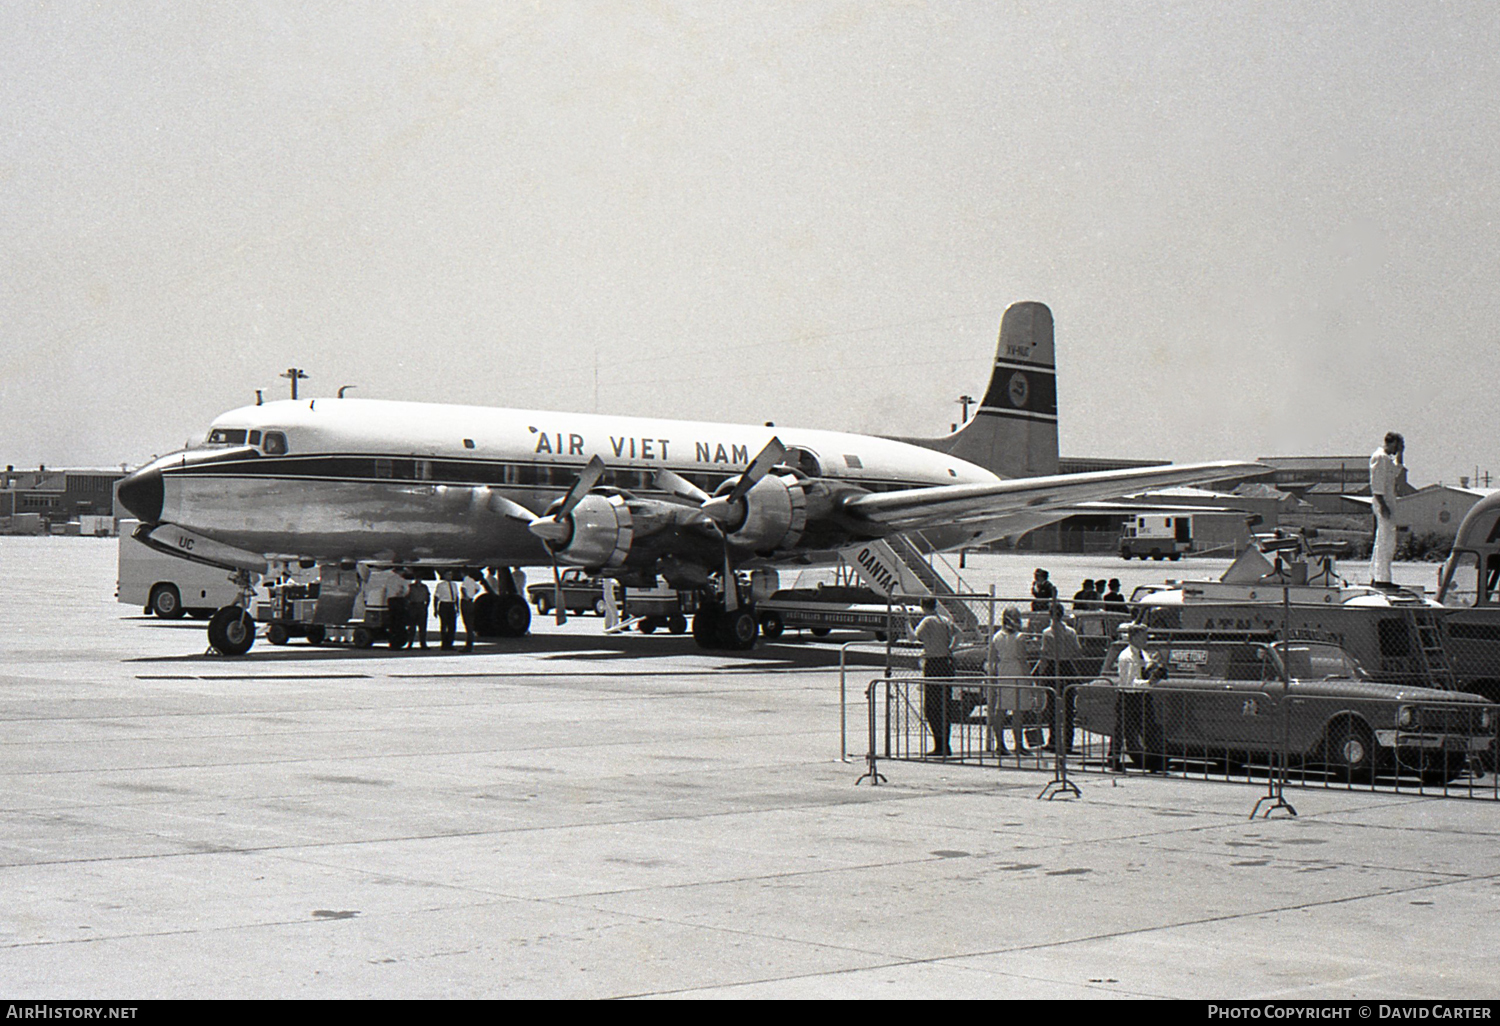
[755,582,921,640]
[528,568,608,616]
[1435,491,1500,701]
[116,519,248,619]
[1119,513,1192,560]
[1132,538,1461,693]
[1074,632,1496,782]
[622,582,695,634]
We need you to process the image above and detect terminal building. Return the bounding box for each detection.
[0,465,126,535]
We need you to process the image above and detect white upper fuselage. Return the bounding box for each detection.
[133,397,999,564]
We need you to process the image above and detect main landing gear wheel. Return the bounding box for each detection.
[693,602,723,649]
[150,584,185,619]
[695,602,758,651]
[718,608,759,651]
[495,594,532,637]
[207,606,256,656]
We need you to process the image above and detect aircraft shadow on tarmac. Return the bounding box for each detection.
[122,619,892,672]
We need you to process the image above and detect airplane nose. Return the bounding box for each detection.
[117,466,163,523]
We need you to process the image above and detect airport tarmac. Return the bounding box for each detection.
[1,539,1495,999]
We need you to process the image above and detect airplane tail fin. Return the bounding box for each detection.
[896,301,1059,479]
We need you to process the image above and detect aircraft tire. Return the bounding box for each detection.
[693,603,723,649]
[495,594,531,637]
[473,593,501,637]
[719,608,759,651]
[207,606,256,656]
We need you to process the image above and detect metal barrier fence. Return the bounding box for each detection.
[862,672,1500,807]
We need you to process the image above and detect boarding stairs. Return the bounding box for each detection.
[870,535,985,636]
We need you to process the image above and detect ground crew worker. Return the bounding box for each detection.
[407,575,431,650]
[460,572,482,651]
[385,570,411,650]
[434,572,459,650]
[1370,431,1405,588]
[912,597,957,759]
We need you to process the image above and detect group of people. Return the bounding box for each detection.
[914,595,1166,767]
[913,590,1091,759]
[362,568,508,651]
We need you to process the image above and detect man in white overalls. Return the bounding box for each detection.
[1370,432,1405,588]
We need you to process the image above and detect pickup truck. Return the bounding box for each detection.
[1074,633,1496,783]
[528,569,607,616]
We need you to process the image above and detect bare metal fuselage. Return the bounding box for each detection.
[125,398,998,567]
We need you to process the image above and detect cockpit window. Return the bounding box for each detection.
[206,428,248,446]
[262,431,289,455]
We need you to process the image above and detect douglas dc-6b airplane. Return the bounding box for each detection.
[116,301,1261,654]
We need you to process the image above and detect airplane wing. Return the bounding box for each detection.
[842,461,1266,532]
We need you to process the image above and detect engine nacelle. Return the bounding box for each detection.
[716,473,808,552]
[545,492,634,569]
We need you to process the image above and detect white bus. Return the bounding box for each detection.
[116,519,246,618]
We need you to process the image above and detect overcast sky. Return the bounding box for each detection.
[3,2,1497,485]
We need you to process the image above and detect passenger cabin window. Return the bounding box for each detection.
[262,431,289,455]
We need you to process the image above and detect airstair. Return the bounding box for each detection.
[852,535,985,636]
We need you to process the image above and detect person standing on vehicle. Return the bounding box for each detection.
[407,575,431,650]
[1037,603,1083,754]
[460,572,482,651]
[987,606,1030,756]
[1370,431,1405,588]
[434,572,459,650]
[913,597,957,759]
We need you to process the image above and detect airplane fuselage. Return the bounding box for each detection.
[122,398,1000,566]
